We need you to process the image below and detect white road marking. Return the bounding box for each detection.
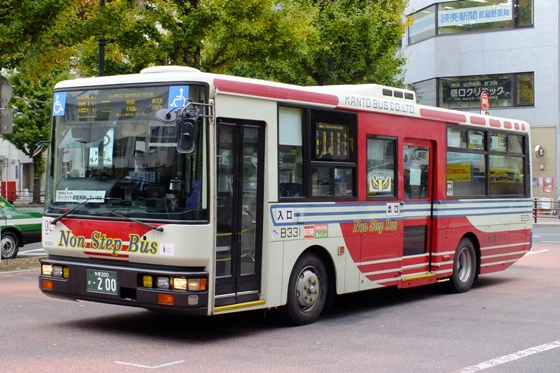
[458,341,560,372]
[115,360,185,369]
[526,249,549,255]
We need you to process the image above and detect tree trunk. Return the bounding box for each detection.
[33,177,42,204]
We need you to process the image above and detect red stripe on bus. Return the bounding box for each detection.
[504,121,512,129]
[470,115,487,125]
[84,251,129,258]
[419,108,466,123]
[489,119,501,128]
[214,78,339,105]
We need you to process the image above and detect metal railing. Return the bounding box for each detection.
[3,189,45,205]
[533,197,560,223]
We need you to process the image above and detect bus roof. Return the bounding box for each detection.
[54,66,530,133]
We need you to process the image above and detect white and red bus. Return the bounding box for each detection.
[39,66,532,325]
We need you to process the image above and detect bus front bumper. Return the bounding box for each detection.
[38,257,209,316]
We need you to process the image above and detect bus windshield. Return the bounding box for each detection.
[45,85,208,222]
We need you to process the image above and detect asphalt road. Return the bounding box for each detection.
[3,239,560,372]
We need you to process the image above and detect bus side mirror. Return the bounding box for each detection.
[177,118,197,153]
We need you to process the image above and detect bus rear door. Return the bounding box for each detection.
[400,139,435,288]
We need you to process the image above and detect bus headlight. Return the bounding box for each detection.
[41,264,54,276]
[157,276,170,289]
[170,277,207,291]
[171,277,187,291]
[42,264,67,278]
[187,278,207,291]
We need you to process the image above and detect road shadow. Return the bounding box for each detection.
[57,274,517,342]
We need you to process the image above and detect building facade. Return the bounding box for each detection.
[402,0,556,199]
[0,139,35,202]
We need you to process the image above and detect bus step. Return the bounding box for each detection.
[400,273,436,289]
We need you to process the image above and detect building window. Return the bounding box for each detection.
[412,73,534,109]
[407,0,533,45]
[438,0,513,36]
[439,73,534,109]
[408,5,436,45]
[516,72,534,106]
[515,0,533,28]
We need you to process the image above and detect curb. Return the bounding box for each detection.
[0,268,39,275]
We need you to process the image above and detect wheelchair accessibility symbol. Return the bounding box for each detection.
[167,86,190,109]
[52,92,67,116]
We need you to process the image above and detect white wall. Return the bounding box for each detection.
[403,1,559,127]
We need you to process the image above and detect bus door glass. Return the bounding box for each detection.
[215,119,263,306]
[361,136,402,290]
[403,140,433,259]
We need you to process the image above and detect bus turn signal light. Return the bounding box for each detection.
[42,279,54,290]
[157,293,174,305]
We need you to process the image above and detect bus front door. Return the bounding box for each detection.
[214,119,264,307]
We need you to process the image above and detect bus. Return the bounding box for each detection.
[39,66,532,325]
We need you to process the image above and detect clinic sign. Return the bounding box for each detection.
[441,75,512,108]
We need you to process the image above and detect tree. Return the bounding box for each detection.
[0,0,409,202]
[60,0,318,78]
[4,68,71,203]
[300,0,409,87]
[0,0,68,70]
[72,0,408,86]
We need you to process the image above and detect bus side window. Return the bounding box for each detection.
[404,146,429,200]
[366,137,396,198]
[278,107,305,199]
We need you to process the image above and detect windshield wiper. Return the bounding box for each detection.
[51,198,92,225]
[110,212,164,232]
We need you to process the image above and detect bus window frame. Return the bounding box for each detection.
[365,135,398,200]
[446,125,529,199]
[278,105,358,201]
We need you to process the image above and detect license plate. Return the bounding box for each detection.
[86,269,118,295]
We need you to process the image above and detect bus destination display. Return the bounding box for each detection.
[71,87,169,122]
[315,122,350,161]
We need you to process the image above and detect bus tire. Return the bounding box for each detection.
[284,253,328,326]
[450,238,477,293]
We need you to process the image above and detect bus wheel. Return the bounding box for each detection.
[450,238,477,293]
[1,231,19,259]
[285,253,328,326]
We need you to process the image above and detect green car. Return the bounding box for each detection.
[0,196,42,259]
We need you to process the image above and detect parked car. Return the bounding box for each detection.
[0,196,42,259]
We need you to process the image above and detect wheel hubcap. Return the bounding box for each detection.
[457,248,473,282]
[1,237,16,257]
[295,267,320,310]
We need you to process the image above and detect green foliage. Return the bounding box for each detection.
[0,0,68,69]
[301,0,408,86]
[0,0,409,190]
[2,0,409,83]
[4,68,71,180]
